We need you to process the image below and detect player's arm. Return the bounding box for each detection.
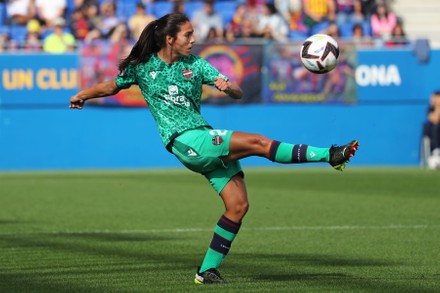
[69,80,121,110]
[214,78,243,100]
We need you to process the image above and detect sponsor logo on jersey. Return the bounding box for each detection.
[182,68,193,79]
[212,135,224,145]
[164,85,190,107]
[168,85,178,95]
[150,71,157,79]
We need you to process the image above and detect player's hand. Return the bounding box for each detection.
[214,78,229,92]
[69,95,85,110]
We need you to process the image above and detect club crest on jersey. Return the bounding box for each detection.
[212,135,224,145]
[182,68,193,79]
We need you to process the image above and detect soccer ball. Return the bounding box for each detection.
[300,34,340,74]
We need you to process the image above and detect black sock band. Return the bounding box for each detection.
[292,144,308,163]
[218,215,241,234]
[269,140,281,161]
[209,233,232,255]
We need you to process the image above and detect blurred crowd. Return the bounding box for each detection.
[0,0,410,53]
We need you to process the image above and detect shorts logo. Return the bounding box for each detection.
[187,148,198,156]
[212,135,224,145]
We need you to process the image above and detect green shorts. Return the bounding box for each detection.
[171,127,243,194]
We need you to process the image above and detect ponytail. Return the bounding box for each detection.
[118,13,190,72]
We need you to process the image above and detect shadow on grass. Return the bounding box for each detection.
[1,232,199,292]
[1,233,439,293]
[0,219,29,225]
[230,253,438,293]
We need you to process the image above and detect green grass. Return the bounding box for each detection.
[1,168,439,292]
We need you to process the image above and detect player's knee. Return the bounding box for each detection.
[251,135,271,153]
[229,200,249,218]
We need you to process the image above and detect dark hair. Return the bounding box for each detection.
[118,13,190,72]
[265,3,277,15]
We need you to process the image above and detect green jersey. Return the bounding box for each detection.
[115,53,228,148]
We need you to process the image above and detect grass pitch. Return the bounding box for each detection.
[0,168,439,292]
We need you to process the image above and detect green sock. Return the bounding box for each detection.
[268,141,329,163]
[199,215,241,273]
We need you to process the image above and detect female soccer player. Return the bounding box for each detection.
[69,13,359,284]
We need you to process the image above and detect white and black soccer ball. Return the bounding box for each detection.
[300,34,340,74]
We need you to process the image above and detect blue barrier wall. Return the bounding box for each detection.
[0,48,436,170]
[0,103,425,170]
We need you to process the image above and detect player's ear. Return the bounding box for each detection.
[166,35,174,46]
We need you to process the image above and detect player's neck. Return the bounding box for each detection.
[157,49,180,65]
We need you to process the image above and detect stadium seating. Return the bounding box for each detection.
[0,3,6,26]
[214,1,237,26]
[153,2,174,18]
[185,2,205,19]
[10,25,28,42]
[117,1,138,20]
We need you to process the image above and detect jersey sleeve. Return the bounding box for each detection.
[115,65,138,89]
[199,58,229,86]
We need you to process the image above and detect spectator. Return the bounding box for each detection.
[360,0,376,20]
[68,7,93,40]
[370,2,397,40]
[302,0,336,34]
[24,18,42,51]
[351,22,373,47]
[236,18,260,39]
[191,0,223,41]
[274,0,302,24]
[35,0,66,27]
[352,22,364,38]
[172,0,186,14]
[227,4,247,37]
[223,26,236,42]
[255,3,289,41]
[6,0,36,26]
[72,0,97,9]
[334,0,364,26]
[385,22,409,48]
[205,26,219,42]
[243,0,264,32]
[43,17,76,53]
[0,29,11,52]
[109,23,129,44]
[277,0,305,32]
[128,2,155,41]
[84,2,100,29]
[422,91,440,169]
[323,22,340,39]
[86,1,121,41]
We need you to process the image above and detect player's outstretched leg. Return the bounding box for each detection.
[227,133,359,171]
[329,140,359,171]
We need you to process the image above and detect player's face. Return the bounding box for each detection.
[171,21,195,57]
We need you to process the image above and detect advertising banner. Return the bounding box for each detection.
[79,40,145,107]
[79,42,263,106]
[262,41,357,104]
[356,49,440,103]
[0,53,78,106]
[192,43,263,104]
